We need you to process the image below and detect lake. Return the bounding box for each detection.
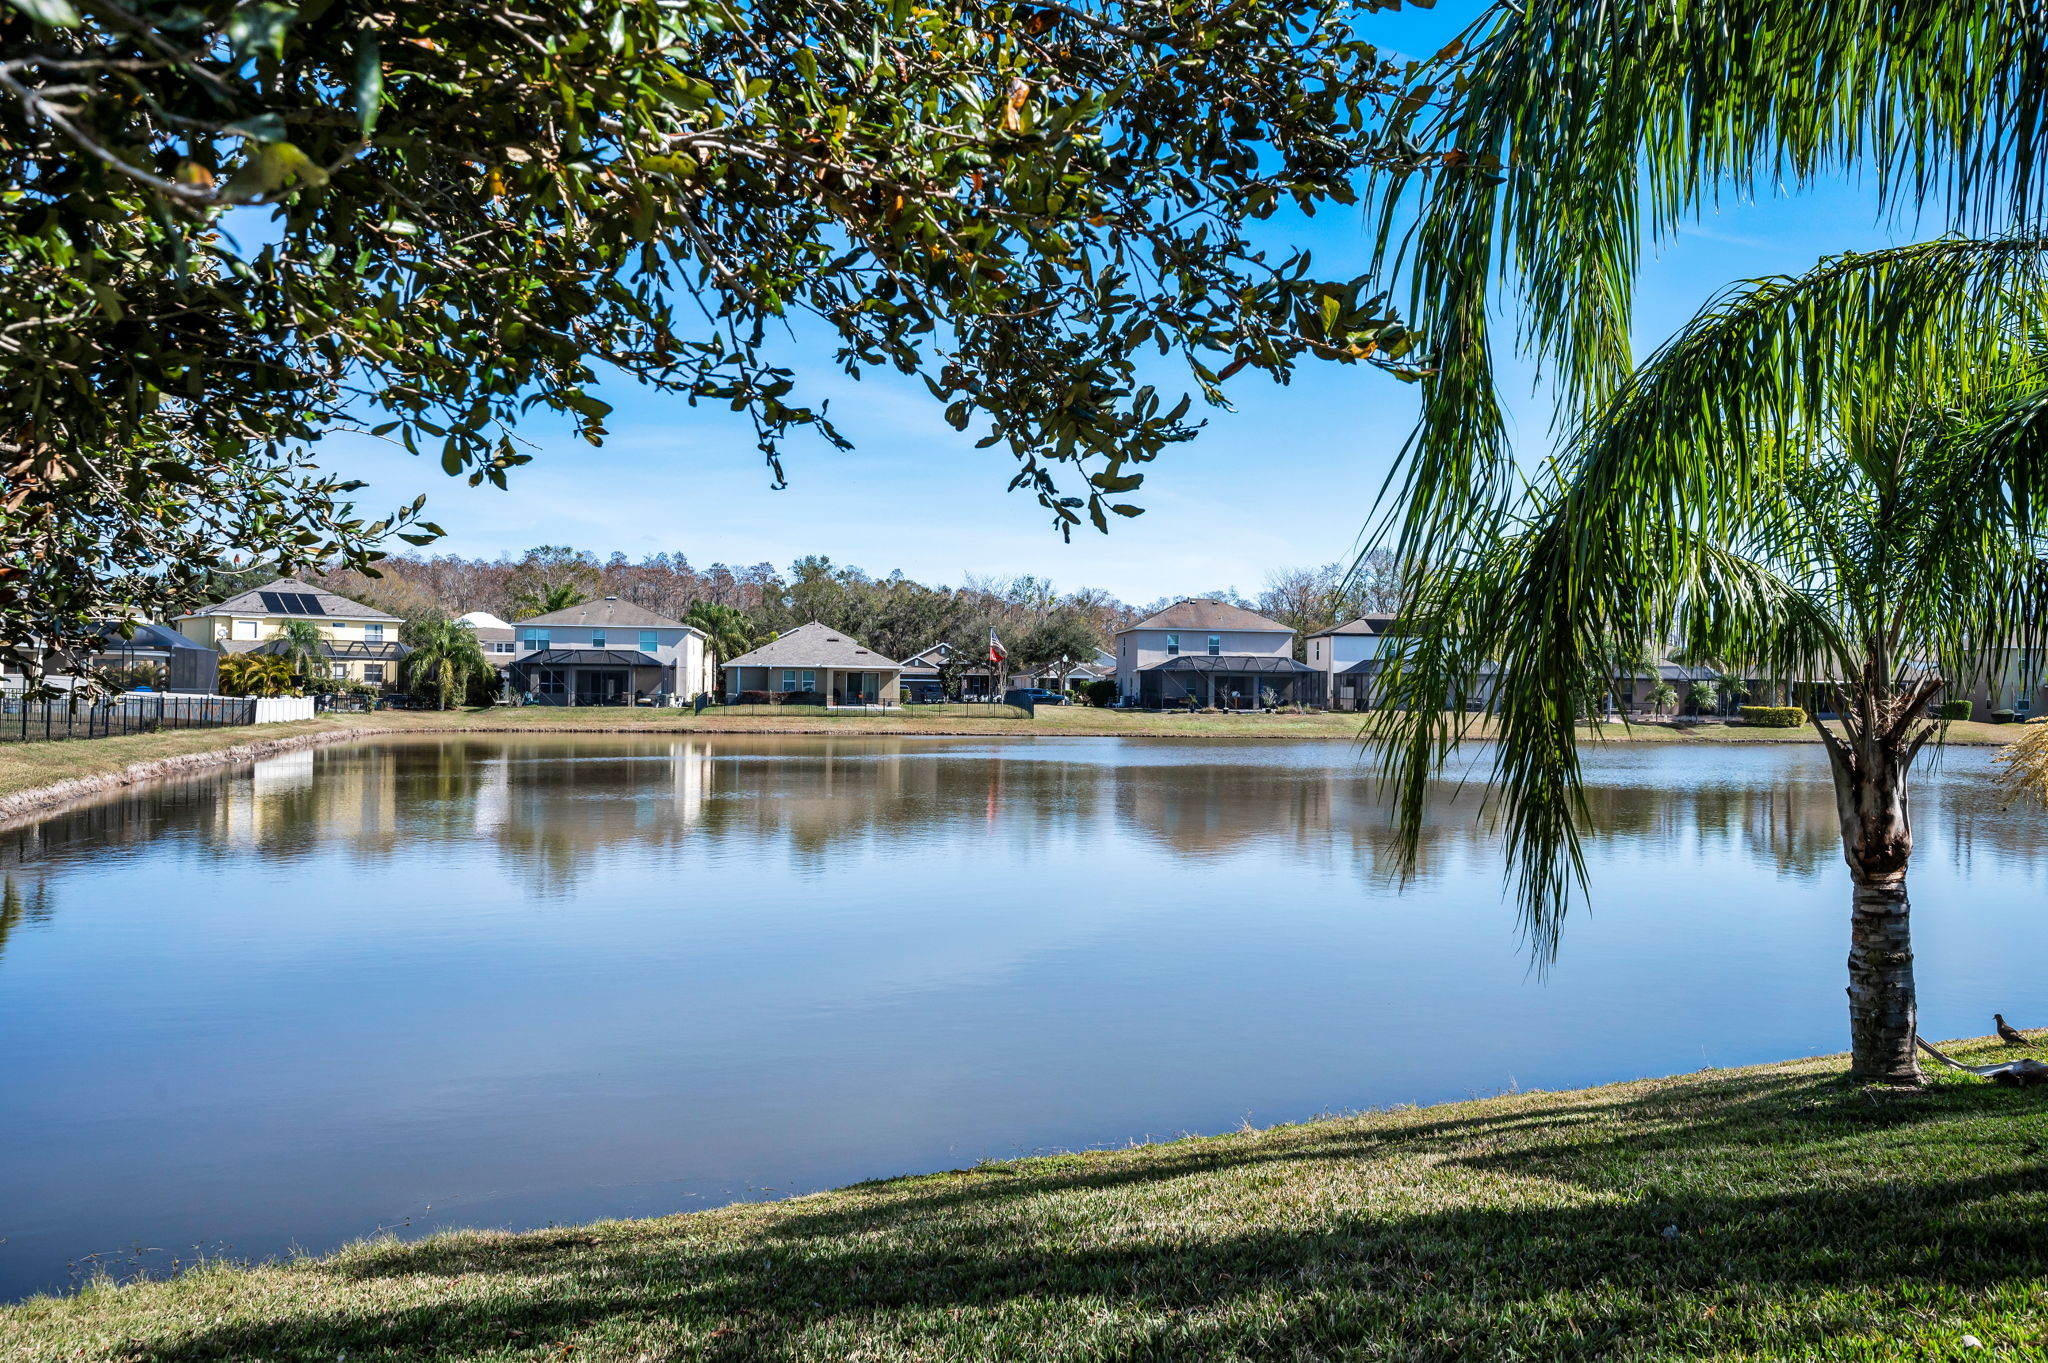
[2,734,2043,1301]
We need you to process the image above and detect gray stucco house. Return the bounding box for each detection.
[721,622,902,706]
[1114,599,1325,708]
[509,597,714,705]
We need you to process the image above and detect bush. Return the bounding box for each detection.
[1084,679,1118,707]
[1993,708,2018,724]
[1738,705,1806,728]
[1934,699,1973,722]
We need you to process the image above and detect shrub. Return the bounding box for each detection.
[1738,705,1806,728]
[1934,699,1973,722]
[1084,679,1118,708]
[1993,708,2018,724]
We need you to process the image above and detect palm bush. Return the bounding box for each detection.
[217,654,297,698]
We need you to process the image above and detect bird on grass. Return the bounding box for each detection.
[1995,1014,2034,1046]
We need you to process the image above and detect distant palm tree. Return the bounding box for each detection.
[684,602,763,672]
[515,581,591,617]
[269,619,326,683]
[403,618,492,710]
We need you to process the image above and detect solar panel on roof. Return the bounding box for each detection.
[257,591,288,614]
[289,593,326,616]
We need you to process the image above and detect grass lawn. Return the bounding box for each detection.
[6,1044,2047,1360]
[0,705,2022,810]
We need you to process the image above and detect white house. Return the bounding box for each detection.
[507,597,714,705]
[1114,599,1325,708]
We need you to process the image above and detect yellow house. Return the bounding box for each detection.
[175,578,408,688]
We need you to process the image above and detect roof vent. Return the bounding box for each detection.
[604,595,618,600]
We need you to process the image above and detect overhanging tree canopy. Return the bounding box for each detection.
[0,0,1429,682]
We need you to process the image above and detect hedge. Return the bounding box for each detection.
[1934,699,1973,722]
[1738,705,1806,728]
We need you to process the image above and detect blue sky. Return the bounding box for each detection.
[319,3,1923,604]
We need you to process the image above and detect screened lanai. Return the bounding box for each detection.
[1135,655,1326,709]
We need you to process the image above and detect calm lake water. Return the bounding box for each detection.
[2,734,2044,1299]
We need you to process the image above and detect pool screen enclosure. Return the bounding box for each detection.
[1135,655,1326,708]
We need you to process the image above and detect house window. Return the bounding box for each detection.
[590,631,607,649]
[802,670,817,691]
[1207,635,1222,655]
[522,629,549,651]
[781,669,798,691]
[640,630,659,653]
[363,664,385,684]
[234,620,259,640]
[490,640,515,654]
[1166,633,1180,655]
[536,668,566,696]
[364,623,384,645]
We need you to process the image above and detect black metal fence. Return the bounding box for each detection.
[0,694,258,743]
[706,699,1033,721]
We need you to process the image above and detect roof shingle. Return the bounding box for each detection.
[721,622,901,670]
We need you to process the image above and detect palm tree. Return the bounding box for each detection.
[1372,254,2048,1086]
[683,602,763,673]
[1367,4,2048,556]
[269,619,327,684]
[403,618,493,710]
[514,581,591,617]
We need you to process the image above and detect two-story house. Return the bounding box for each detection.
[507,597,714,705]
[1114,599,1324,708]
[456,611,519,683]
[174,578,409,688]
[1305,614,1399,711]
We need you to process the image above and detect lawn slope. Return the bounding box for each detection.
[6,1046,2046,1360]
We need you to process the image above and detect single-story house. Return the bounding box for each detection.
[722,622,901,705]
[896,643,1113,700]
[1114,599,1325,708]
[508,597,714,705]
[175,578,409,688]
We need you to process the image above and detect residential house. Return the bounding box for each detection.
[1305,614,1400,711]
[456,611,519,683]
[508,596,714,705]
[175,578,408,688]
[84,622,221,694]
[722,622,902,705]
[896,642,1114,700]
[1114,599,1325,708]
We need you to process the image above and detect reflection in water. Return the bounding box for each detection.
[0,736,2043,1302]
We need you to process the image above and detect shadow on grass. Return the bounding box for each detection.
[126,1066,2048,1361]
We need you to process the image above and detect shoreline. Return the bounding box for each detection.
[0,707,2020,830]
[4,1042,2040,1357]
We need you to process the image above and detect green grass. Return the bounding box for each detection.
[7,1045,2047,1360]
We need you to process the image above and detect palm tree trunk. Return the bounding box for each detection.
[1819,714,1921,1085]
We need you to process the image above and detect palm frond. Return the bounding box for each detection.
[1371,1,2048,551]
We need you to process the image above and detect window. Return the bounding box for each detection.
[802,670,816,692]
[234,620,259,640]
[640,630,659,653]
[536,668,565,696]
[1166,633,1180,655]
[490,640,515,654]
[781,669,798,691]
[363,664,385,684]
[1207,635,1222,655]
[522,629,549,651]
[364,623,384,645]
[591,631,607,649]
